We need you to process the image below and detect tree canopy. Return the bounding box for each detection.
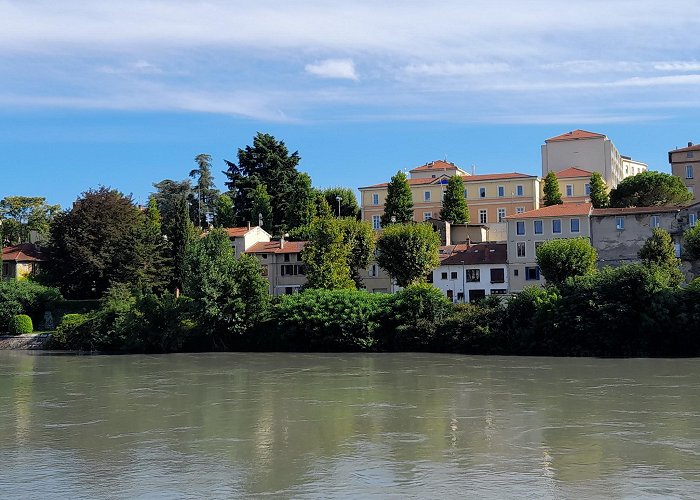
[683,224,700,260]
[301,216,355,290]
[189,153,220,227]
[337,217,375,288]
[381,171,414,226]
[322,187,360,218]
[542,172,563,206]
[536,237,597,285]
[376,223,440,288]
[440,175,469,224]
[0,196,60,245]
[589,172,609,208]
[638,228,683,286]
[610,171,693,207]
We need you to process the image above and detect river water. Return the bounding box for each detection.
[1,352,699,499]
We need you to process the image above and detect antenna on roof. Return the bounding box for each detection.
[471,164,476,176]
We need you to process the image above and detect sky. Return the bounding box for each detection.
[1,0,700,208]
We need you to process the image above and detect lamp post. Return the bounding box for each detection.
[336,196,342,217]
[461,259,466,304]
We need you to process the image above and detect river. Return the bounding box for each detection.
[1,352,699,498]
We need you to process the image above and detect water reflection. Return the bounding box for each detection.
[1,352,699,498]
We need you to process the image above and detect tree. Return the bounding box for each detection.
[125,196,171,293]
[152,179,194,226]
[43,187,167,299]
[301,216,355,290]
[214,193,236,228]
[168,194,198,292]
[440,175,470,223]
[610,171,693,207]
[535,238,597,285]
[249,183,273,230]
[638,228,684,286]
[683,224,700,260]
[286,173,317,229]
[322,187,360,218]
[189,153,220,227]
[224,132,306,233]
[589,172,609,208]
[376,223,440,288]
[381,170,414,226]
[0,196,60,244]
[337,217,375,288]
[542,172,563,206]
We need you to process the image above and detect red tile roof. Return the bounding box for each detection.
[591,206,682,217]
[360,172,534,189]
[1,243,44,262]
[410,160,463,172]
[224,227,252,237]
[438,244,469,260]
[246,240,306,254]
[555,167,593,178]
[506,202,592,219]
[546,129,606,142]
[441,243,507,266]
[669,142,700,153]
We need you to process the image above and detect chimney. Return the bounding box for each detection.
[279,235,285,249]
[247,221,251,230]
[689,142,694,148]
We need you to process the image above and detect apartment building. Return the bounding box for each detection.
[224,224,271,258]
[545,166,595,204]
[506,203,593,292]
[246,239,307,295]
[542,129,646,189]
[669,142,700,202]
[359,160,540,230]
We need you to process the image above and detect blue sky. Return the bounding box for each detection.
[2,0,700,208]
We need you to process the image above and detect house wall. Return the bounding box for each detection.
[670,149,699,202]
[544,176,591,204]
[432,263,509,302]
[253,252,307,295]
[542,137,625,188]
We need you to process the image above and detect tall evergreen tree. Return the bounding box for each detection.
[589,172,609,208]
[302,215,355,290]
[543,172,563,206]
[169,194,197,292]
[440,175,470,223]
[286,173,317,229]
[249,183,273,230]
[381,171,414,226]
[189,154,220,227]
[639,228,684,286]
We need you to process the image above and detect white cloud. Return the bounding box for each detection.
[305,59,358,81]
[403,62,510,77]
[98,60,163,75]
[653,61,700,72]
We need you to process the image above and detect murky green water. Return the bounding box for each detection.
[1,352,699,498]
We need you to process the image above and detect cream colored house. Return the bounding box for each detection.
[359,160,540,231]
[506,203,593,292]
[669,142,700,202]
[224,224,271,258]
[542,129,646,189]
[245,239,307,295]
[1,243,44,280]
[543,166,596,204]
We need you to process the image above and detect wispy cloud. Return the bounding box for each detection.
[98,60,163,75]
[305,59,358,80]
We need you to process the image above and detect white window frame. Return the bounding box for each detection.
[651,215,660,228]
[516,207,525,214]
[424,190,431,202]
[552,219,562,234]
[372,193,379,205]
[687,165,694,179]
[516,242,526,258]
[534,220,543,234]
[585,183,591,196]
[423,212,432,221]
[566,184,573,197]
[479,209,487,224]
[616,217,625,230]
[570,218,580,233]
[497,208,506,222]
[372,215,381,230]
[497,185,505,197]
[690,213,698,227]
[516,185,524,197]
[479,187,486,198]
[369,264,378,277]
[516,221,525,235]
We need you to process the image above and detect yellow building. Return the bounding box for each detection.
[542,166,601,204]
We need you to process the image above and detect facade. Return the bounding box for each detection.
[224,225,271,257]
[506,203,593,292]
[245,239,307,295]
[432,243,509,302]
[544,166,595,204]
[590,206,684,267]
[359,160,540,229]
[1,243,44,280]
[669,142,700,202]
[541,129,646,189]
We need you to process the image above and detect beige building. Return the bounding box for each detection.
[1,243,44,280]
[669,142,700,202]
[506,203,593,292]
[246,239,307,295]
[359,160,540,230]
[224,225,271,258]
[542,129,646,189]
[544,166,596,204]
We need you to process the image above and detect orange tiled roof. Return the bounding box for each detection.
[670,143,700,153]
[223,227,252,237]
[410,160,462,172]
[546,129,606,142]
[360,172,534,189]
[555,167,593,178]
[591,206,682,217]
[506,202,592,219]
[246,240,306,254]
[1,243,44,262]
[441,243,507,266]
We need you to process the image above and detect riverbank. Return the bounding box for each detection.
[0,333,52,350]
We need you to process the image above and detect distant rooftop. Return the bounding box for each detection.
[506,202,592,219]
[546,129,606,142]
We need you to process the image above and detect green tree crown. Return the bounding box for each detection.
[610,171,693,207]
[302,216,355,290]
[589,172,609,208]
[381,171,414,226]
[376,223,440,288]
[543,172,563,206]
[440,175,470,224]
[536,237,597,285]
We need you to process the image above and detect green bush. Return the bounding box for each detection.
[51,313,88,349]
[8,314,33,334]
[0,280,62,331]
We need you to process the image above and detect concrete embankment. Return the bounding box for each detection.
[0,334,52,350]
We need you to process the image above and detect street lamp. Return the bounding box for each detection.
[461,259,466,304]
[336,196,342,217]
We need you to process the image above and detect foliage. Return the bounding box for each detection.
[189,153,220,227]
[8,314,33,335]
[301,216,355,290]
[214,193,237,228]
[152,179,195,226]
[440,175,470,223]
[249,183,273,230]
[51,313,87,348]
[286,173,317,230]
[0,196,60,244]
[638,228,684,286]
[168,193,198,292]
[337,217,375,288]
[610,171,693,207]
[0,279,62,332]
[436,297,506,353]
[380,170,414,226]
[376,223,440,288]
[589,172,609,208]
[322,187,360,218]
[536,238,598,285]
[683,223,700,260]
[542,172,563,206]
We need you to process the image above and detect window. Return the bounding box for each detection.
[422,212,432,221]
[516,185,524,196]
[497,208,506,222]
[424,191,431,201]
[689,152,695,158]
[261,265,268,277]
[465,269,480,282]
[479,209,487,224]
[372,215,381,230]
[534,220,543,234]
[616,217,625,230]
[261,254,268,259]
[516,207,525,214]
[552,219,562,234]
[284,253,291,262]
[372,193,379,205]
[490,268,505,283]
[516,242,526,258]
[690,213,698,227]
[525,266,541,281]
[570,218,580,233]
[491,289,507,295]
[585,183,591,196]
[369,264,379,277]
[441,272,448,280]
[566,184,573,197]
[479,187,486,198]
[516,221,525,235]
[498,185,505,197]
[427,272,433,283]
[2,263,9,277]
[297,253,303,261]
[463,188,468,199]
[281,264,304,276]
[651,215,660,228]
[513,269,519,277]
[450,271,458,280]
[687,165,694,179]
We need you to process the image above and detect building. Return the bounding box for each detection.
[359,160,540,231]
[223,224,271,258]
[542,129,646,189]
[590,206,686,267]
[544,166,595,204]
[506,203,593,292]
[669,142,700,202]
[1,243,45,280]
[432,243,508,302]
[245,239,307,295]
